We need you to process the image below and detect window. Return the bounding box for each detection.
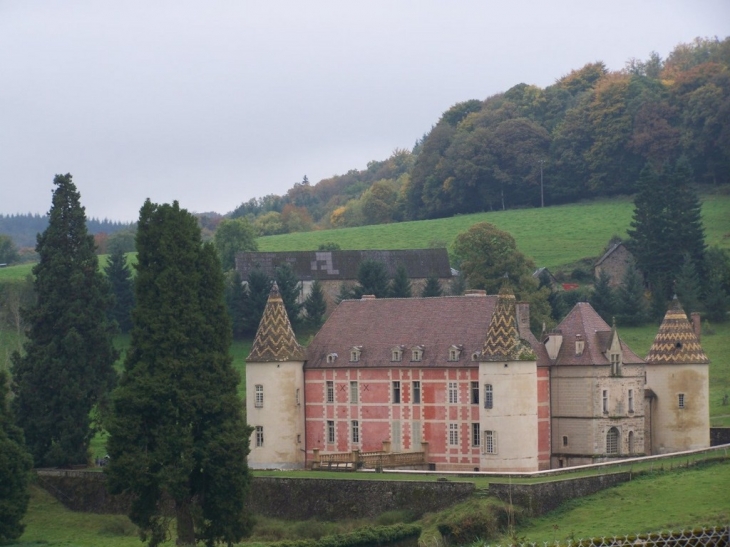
[391,348,402,362]
[412,381,421,404]
[471,351,480,361]
[254,385,264,408]
[296,388,300,406]
[392,421,402,451]
[484,384,493,409]
[327,420,335,444]
[606,427,619,455]
[628,389,634,413]
[472,423,481,447]
[448,346,461,362]
[255,426,264,447]
[678,393,685,409]
[611,353,620,376]
[602,389,608,414]
[350,381,358,404]
[471,381,479,405]
[449,423,459,445]
[350,347,361,362]
[412,420,422,447]
[448,382,458,404]
[326,353,337,363]
[411,346,423,362]
[326,381,334,403]
[392,381,401,404]
[562,435,568,447]
[484,430,497,454]
[351,420,359,443]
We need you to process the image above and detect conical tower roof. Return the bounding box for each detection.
[645,297,709,365]
[482,287,536,361]
[247,282,306,362]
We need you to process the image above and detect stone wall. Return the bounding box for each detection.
[36,471,474,520]
[710,428,730,446]
[488,472,632,517]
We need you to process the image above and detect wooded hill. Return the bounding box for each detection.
[230,36,730,233]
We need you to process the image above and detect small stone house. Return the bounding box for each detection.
[593,242,639,287]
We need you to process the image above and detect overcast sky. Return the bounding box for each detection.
[1,1,728,222]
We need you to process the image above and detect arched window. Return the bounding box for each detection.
[628,430,635,454]
[606,427,619,455]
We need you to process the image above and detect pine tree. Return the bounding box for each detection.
[421,275,443,297]
[105,247,135,333]
[356,259,390,298]
[0,371,33,543]
[304,279,327,329]
[105,200,253,547]
[674,254,702,314]
[589,270,616,323]
[275,263,303,330]
[226,270,251,339]
[703,275,729,322]
[11,174,118,467]
[616,265,648,326]
[245,268,272,335]
[449,273,466,296]
[336,282,355,303]
[389,264,412,298]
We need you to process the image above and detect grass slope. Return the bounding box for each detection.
[258,193,730,270]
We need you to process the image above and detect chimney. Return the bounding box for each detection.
[516,302,530,331]
[691,312,701,342]
[544,330,563,360]
[575,334,584,356]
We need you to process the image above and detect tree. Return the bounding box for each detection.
[589,270,616,323]
[674,254,702,314]
[0,371,33,543]
[225,270,251,340]
[355,260,390,298]
[105,200,253,547]
[389,265,412,298]
[616,265,648,326]
[213,217,258,271]
[421,275,443,297]
[245,268,272,334]
[451,222,552,332]
[11,174,118,467]
[0,234,19,265]
[703,275,729,322]
[105,247,135,333]
[303,279,327,329]
[275,263,303,330]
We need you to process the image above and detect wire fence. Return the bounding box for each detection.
[485,526,729,547]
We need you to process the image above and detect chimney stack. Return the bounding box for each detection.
[691,312,701,342]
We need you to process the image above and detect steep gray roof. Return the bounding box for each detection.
[235,249,452,281]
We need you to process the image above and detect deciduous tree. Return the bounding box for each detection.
[105,200,253,547]
[11,174,117,467]
[0,234,19,265]
[213,217,258,271]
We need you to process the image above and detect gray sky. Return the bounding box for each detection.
[2,1,729,222]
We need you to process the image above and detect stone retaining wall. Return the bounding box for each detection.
[710,428,730,446]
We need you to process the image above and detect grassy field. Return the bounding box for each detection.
[257,193,730,271]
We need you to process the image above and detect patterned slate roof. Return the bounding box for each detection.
[247,282,306,363]
[235,249,452,281]
[553,302,644,366]
[645,297,709,365]
[481,288,535,361]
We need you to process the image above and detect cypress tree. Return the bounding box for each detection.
[616,265,648,326]
[275,263,303,329]
[105,246,135,333]
[303,279,327,329]
[11,174,118,467]
[0,370,33,542]
[590,270,616,323]
[389,264,412,298]
[421,275,443,297]
[105,200,253,547]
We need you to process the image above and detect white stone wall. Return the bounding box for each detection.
[246,361,306,469]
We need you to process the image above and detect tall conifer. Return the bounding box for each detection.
[303,279,327,329]
[390,264,413,298]
[105,247,135,333]
[105,200,252,547]
[11,174,117,467]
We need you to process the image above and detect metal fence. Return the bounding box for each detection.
[485,526,729,547]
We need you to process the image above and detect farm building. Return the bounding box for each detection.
[246,286,709,471]
[593,242,641,287]
[235,249,453,312]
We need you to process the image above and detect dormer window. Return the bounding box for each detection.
[610,352,621,376]
[411,346,423,362]
[350,346,362,362]
[575,334,584,356]
[391,346,403,362]
[471,351,481,362]
[326,353,338,364]
[448,345,462,362]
